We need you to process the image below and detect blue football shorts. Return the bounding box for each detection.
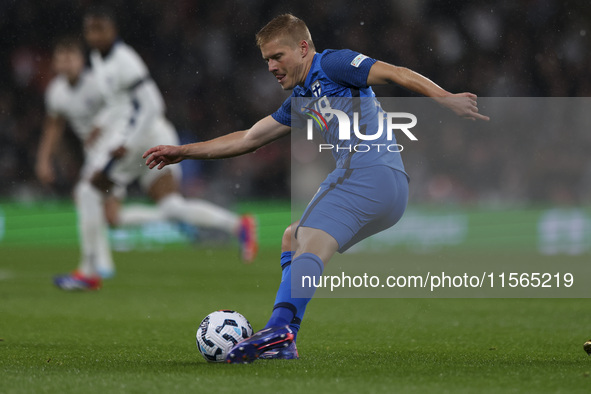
[297,165,409,253]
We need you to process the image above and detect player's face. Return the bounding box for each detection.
[260,38,307,90]
[53,49,84,82]
[83,17,117,53]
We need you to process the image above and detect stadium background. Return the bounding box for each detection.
[0,0,590,251]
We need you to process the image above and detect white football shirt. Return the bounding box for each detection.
[45,70,103,142]
[89,41,165,146]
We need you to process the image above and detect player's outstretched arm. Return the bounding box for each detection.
[144,115,290,170]
[367,61,489,121]
[36,115,66,185]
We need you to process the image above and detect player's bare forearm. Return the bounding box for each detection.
[367,61,449,97]
[181,130,256,160]
[37,116,65,161]
[36,116,65,184]
[85,126,102,148]
[367,61,489,121]
[144,115,290,170]
[143,132,259,170]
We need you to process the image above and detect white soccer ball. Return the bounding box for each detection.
[196,310,253,362]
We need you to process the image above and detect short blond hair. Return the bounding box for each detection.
[255,14,315,49]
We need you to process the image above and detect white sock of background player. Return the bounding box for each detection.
[157,193,240,234]
[117,194,240,234]
[74,181,114,277]
[118,204,165,226]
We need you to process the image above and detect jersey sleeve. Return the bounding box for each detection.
[111,44,164,144]
[271,96,292,127]
[320,49,377,88]
[115,45,150,91]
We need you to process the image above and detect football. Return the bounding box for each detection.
[196,310,253,362]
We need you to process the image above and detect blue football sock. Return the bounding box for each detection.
[280,251,294,269]
[265,252,324,343]
[265,251,295,328]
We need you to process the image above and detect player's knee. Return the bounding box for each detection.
[148,172,180,202]
[282,223,299,252]
[75,181,108,226]
[292,227,338,264]
[102,196,121,227]
[74,181,88,201]
[281,226,291,252]
[105,210,119,227]
[104,203,120,227]
[74,181,99,204]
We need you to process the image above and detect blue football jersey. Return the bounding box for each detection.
[272,49,407,175]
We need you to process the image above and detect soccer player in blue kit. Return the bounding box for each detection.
[144,14,489,363]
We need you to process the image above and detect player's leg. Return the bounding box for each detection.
[229,171,344,362]
[144,170,258,262]
[228,170,346,362]
[252,224,338,361]
[54,180,111,290]
[99,162,239,231]
[229,167,409,362]
[103,195,121,227]
[89,166,163,228]
[254,225,298,360]
[75,181,108,277]
[264,168,361,335]
[87,171,121,278]
[147,172,239,233]
[116,205,164,226]
[228,224,337,362]
[138,118,258,261]
[265,224,336,332]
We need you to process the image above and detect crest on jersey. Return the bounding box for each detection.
[311,80,322,97]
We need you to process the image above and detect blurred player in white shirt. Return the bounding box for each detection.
[37,32,256,290]
[82,7,256,267]
[37,38,116,289]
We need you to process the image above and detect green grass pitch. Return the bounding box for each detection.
[1,246,590,393]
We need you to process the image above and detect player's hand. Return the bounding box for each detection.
[437,93,490,121]
[85,127,102,148]
[143,145,184,170]
[110,145,128,159]
[35,160,55,186]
